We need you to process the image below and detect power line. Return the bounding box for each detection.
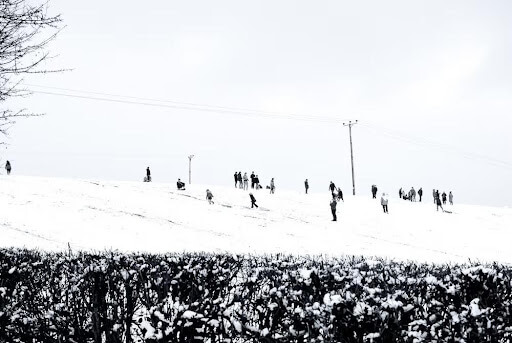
[359,122,512,170]
[24,83,343,123]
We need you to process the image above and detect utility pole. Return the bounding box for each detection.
[343,120,358,195]
[188,155,194,184]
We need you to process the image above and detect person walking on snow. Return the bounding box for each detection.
[249,193,258,208]
[381,193,389,213]
[270,178,275,194]
[243,172,248,190]
[442,192,447,205]
[449,191,453,205]
[305,179,309,194]
[5,160,11,175]
[206,189,214,204]
[330,199,337,221]
[436,194,444,212]
[418,188,423,202]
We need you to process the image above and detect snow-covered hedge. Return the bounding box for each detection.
[1,249,511,342]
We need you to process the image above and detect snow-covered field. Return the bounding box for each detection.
[1,175,511,264]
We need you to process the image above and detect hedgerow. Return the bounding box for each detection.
[1,249,511,342]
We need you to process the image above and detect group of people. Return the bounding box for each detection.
[433,189,453,212]
[233,171,277,194]
[399,187,423,202]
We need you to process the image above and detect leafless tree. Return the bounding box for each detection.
[0,0,62,141]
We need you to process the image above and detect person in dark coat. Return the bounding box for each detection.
[442,192,447,205]
[270,178,275,194]
[329,181,336,192]
[371,185,378,199]
[234,172,238,188]
[399,188,402,199]
[5,160,11,175]
[330,199,337,221]
[418,188,423,202]
[249,193,258,208]
[146,167,151,182]
[177,178,186,190]
[206,189,214,204]
[436,195,444,212]
[337,188,344,201]
[237,172,243,189]
[304,179,309,194]
[250,172,255,189]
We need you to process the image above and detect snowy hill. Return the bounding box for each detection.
[1,175,511,264]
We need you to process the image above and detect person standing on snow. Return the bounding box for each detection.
[243,172,249,190]
[337,188,344,202]
[249,193,258,208]
[254,175,260,189]
[442,192,447,205]
[250,172,255,189]
[206,189,214,204]
[449,191,453,205]
[237,172,243,189]
[329,181,336,193]
[371,185,378,199]
[418,188,423,202]
[381,193,389,213]
[330,199,337,221]
[234,172,238,188]
[5,160,11,175]
[305,179,309,194]
[146,167,151,182]
[270,178,275,194]
[433,189,436,204]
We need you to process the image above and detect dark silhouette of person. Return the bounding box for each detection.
[249,193,258,208]
[371,185,378,199]
[442,192,447,205]
[305,179,309,194]
[5,160,11,175]
[146,167,151,182]
[237,172,243,189]
[206,189,214,204]
[330,199,337,221]
[177,178,186,190]
[234,172,238,188]
[418,188,423,202]
[329,181,336,192]
[399,188,402,199]
[337,188,344,201]
[250,172,255,189]
[436,195,444,212]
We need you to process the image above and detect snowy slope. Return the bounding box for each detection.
[1,175,511,264]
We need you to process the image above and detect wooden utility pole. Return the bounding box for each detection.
[188,155,194,184]
[343,120,358,195]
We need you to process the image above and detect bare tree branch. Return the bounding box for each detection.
[0,0,63,141]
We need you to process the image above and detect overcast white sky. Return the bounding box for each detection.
[3,0,512,207]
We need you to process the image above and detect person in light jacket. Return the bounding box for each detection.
[380,193,389,213]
